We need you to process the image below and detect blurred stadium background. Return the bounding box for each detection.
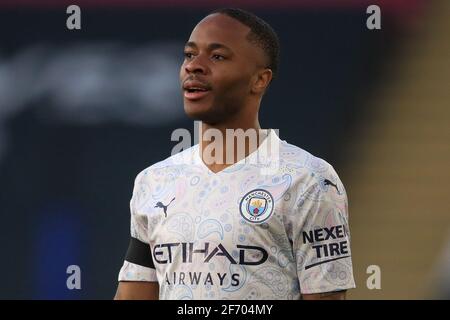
[0,0,448,299]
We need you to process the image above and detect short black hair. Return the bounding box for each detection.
[210,8,280,81]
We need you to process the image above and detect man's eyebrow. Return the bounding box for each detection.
[184,42,233,53]
[208,43,233,53]
[185,41,197,49]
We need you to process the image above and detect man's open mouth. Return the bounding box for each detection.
[184,88,210,100]
[185,87,209,93]
[183,80,212,100]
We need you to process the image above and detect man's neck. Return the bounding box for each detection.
[198,120,268,174]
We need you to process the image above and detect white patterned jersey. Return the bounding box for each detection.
[118,129,356,299]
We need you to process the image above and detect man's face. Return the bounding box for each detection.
[180,14,264,124]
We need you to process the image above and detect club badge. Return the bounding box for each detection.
[239,189,274,224]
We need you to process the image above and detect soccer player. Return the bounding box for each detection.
[115,8,355,300]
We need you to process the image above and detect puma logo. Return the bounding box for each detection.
[324,179,340,194]
[154,197,175,218]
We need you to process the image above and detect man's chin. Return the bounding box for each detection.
[184,108,221,125]
[185,113,217,125]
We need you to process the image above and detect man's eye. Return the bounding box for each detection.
[212,54,225,61]
[184,52,194,59]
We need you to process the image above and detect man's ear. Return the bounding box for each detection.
[251,68,273,95]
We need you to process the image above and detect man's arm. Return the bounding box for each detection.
[301,290,346,300]
[114,281,159,300]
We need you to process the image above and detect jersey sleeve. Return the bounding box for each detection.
[292,164,356,295]
[118,171,158,282]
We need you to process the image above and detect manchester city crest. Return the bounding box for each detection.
[239,189,274,224]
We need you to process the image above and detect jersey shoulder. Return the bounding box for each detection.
[279,139,342,187]
[133,144,198,184]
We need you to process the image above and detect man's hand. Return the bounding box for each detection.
[114,281,159,300]
[302,290,346,300]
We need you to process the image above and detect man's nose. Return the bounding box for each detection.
[184,56,207,74]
